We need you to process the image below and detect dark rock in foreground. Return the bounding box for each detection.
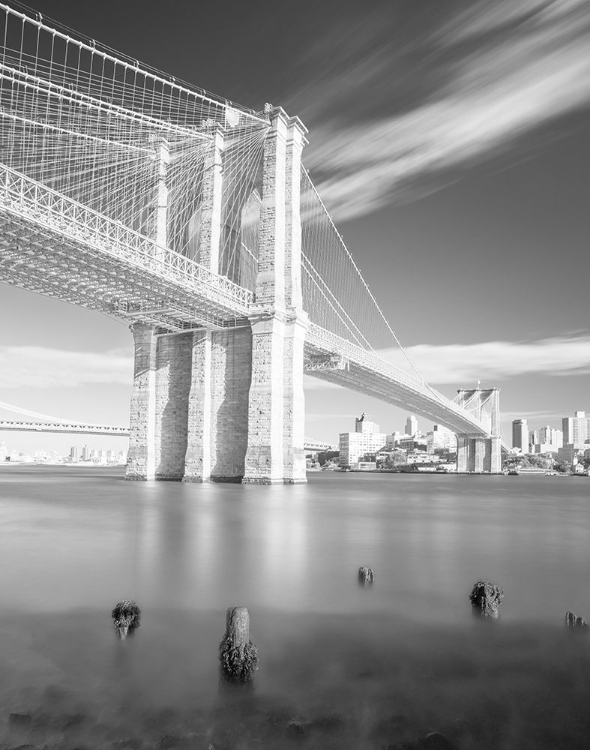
[469,580,504,618]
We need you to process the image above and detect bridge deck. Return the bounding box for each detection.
[0,167,497,442]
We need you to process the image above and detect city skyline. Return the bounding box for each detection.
[0,0,589,452]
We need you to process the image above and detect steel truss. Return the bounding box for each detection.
[0,165,253,330]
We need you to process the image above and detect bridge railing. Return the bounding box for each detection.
[0,164,254,314]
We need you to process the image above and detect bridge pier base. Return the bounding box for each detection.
[184,328,252,483]
[457,435,502,474]
[456,388,502,474]
[126,325,192,480]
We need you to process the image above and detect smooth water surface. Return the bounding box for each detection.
[1,466,589,749]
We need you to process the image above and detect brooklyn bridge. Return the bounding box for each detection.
[0,3,503,481]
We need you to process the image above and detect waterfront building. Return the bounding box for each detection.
[557,444,585,465]
[528,430,538,452]
[70,446,78,461]
[339,413,386,468]
[426,425,457,454]
[407,451,439,465]
[512,419,528,451]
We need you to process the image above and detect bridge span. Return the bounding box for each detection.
[0,4,502,480]
[0,417,333,453]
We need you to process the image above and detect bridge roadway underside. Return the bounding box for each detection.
[304,361,485,436]
[0,209,248,331]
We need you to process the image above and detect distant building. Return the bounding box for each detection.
[532,426,563,454]
[82,445,90,461]
[538,426,563,448]
[557,444,584,465]
[512,419,528,452]
[339,413,386,468]
[385,431,403,449]
[70,446,78,461]
[426,425,456,454]
[562,411,590,448]
[405,415,418,437]
[355,412,380,434]
[407,451,438,465]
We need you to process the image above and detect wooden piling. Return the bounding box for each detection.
[469,580,504,618]
[219,606,259,683]
[358,566,375,586]
[565,611,588,630]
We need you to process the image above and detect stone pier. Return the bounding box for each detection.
[456,388,502,473]
[126,108,309,483]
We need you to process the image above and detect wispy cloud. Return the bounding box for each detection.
[298,0,590,221]
[383,334,590,385]
[304,334,590,388]
[0,346,132,388]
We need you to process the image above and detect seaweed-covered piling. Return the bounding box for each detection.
[111,600,141,639]
[219,606,259,684]
[469,581,504,618]
[565,611,588,631]
[358,567,375,586]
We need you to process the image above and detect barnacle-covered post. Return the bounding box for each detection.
[469,581,504,619]
[111,600,141,639]
[219,606,258,684]
[358,566,375,586]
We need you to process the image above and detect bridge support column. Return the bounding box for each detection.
[184,328,252,482]
[127,323,157,480]
[126,325,192,480]
[242,108,308,484]
[456,388,502,473]
[283,311,309,482]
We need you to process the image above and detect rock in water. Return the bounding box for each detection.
[565,611,589,630]
[111,600,141,639]
[469,580,504,618]
[358,566,375,586]
[219,606,259,683]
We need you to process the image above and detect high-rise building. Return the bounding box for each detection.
[405,415,418,437]
[512,419,528,452]
[82,445,90,461]
[562,411,590,448]
[528,430,538,451]
[537,426,563,450]
[70,446,78,461]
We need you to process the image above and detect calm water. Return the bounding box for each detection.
[1,466,589,749]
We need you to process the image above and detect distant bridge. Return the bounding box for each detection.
[0,416,332,451]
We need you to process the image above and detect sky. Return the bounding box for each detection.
[0,0,589,454]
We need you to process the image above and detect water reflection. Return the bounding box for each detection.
[1,468,590,748]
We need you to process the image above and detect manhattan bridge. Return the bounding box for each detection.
[0,3,503,481]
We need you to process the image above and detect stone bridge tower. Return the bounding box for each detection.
[126,108,309,483]
[456,388,502,473]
